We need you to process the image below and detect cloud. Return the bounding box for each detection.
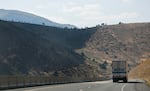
[122,0,131,3]
[80,12,139,27]
[62,2,139,27]
[99,12,139,22]
[63,3,102,16]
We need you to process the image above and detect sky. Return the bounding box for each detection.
[0,0,150,27]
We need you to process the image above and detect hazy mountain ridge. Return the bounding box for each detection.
[0,9,76,28]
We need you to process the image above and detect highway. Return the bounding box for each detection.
[5,79,150,91]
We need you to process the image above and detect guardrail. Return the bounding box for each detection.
[0,75,104,90]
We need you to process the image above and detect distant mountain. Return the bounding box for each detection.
[0,9,76,28]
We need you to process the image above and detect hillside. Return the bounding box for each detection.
[0,20,103,80]
[129,59,150,86]
[80,23,150,65]
[0,20,84,75]
[0,20,150,80]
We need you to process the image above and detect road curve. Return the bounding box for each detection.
[5,79,150,91]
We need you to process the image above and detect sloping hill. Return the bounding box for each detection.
[129,59,150,86]
[0,20,84,75]
[81,23,150,65]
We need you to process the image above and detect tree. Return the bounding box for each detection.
[101,23,105,26]
[96,24,101,27]
[81,52,85,57]
[119,22,123,24]
[53,71,59,77]
[99,61,108,69]
[42,22,45,25]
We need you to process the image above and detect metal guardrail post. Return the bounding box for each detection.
[7,76,9,88]
[23,75,25,87]
[16,75,18,87]
[29,75,31,86]
[0,78,1,88]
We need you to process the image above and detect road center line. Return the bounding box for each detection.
[121,84,126,91]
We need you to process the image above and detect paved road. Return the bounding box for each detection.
[5,79,150,91]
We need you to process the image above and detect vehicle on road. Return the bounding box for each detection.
[112,60,128,83]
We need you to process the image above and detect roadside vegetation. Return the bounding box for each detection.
[129,59,150,86]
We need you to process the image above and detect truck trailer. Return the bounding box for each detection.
[112,60,128,83]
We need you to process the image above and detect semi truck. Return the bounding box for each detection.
[112,60,128,82]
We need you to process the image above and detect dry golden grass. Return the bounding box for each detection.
[129,59,150,86]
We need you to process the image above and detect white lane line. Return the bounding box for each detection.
[88,86,91,88]
[89,80,112,84]
[79,89,83,91]
[121,84,127,91]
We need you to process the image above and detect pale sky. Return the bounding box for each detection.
[0,0,150,27]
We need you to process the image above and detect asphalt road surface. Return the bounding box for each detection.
[5,79,150,91]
